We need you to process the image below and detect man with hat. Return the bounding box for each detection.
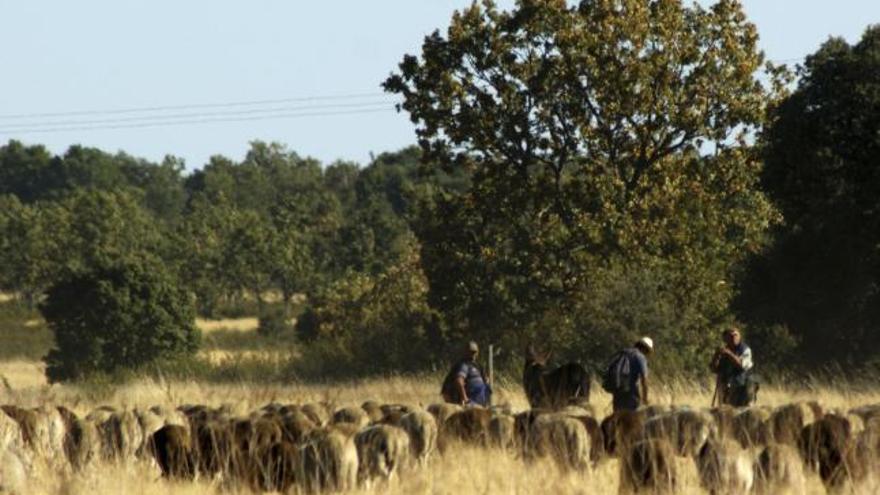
[441,341,492,406]
[603,337,654,412]
[710,326,755,407]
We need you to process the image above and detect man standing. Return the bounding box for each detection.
[710,327,755,407]
[441,341,492,406]
[603,337,653,412]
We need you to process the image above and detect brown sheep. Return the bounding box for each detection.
[299,428,359,493]
[643,410,714,457]
[261,440,300,493]
[708,406,737,440]
[601,410,644,457]
[753,443,806,495]
[695,438,754,495]
[65,417,100,470]
[0,408,24,453]
[526,414,591,471]
[732,407,772,449]
[398,410,438,465]
[279,412,316,445]
[192,418,235,477]
[437,407,491,450]
[798,413,865,489]
[148,424,194,479]
[301,403,331,427]
[619,439,678,494]
[361,401,384,423]
[488,414,516,451]
[426,403,462,426]
[100,410,145,461]
[332,406,369,429]
[770,401,822,446]
[569,414,605,463]
[1,406,38,453]
[354,425,411,485]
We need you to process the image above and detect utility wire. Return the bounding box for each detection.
[0,99,395,130]
[0,92,393,121]
[0,107,396,135]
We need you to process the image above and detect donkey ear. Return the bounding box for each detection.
[543,350,553,363]
[526,343,536,358]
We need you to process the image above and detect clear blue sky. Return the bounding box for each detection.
[1,1,878,171]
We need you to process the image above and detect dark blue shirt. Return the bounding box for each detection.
[613,347,648,412]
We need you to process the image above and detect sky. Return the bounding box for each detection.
[1,1,878,172]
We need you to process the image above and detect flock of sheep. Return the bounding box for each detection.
[0,399,878,493]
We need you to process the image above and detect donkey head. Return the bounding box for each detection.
[524,344,551,367]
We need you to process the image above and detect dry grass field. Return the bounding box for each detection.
[0,309,877,494]
[0,370,878,494]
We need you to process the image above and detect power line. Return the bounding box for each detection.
[0,92,393,121]
[0,99,396,130]
[0,107,397,135]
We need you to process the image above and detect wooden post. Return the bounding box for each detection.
[488,344,494,386]
[487,344,494,407]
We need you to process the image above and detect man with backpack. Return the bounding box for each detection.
[602,337,653,412]
[441,341,492,407]
[710,327,756,407]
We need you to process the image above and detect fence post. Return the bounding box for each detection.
[488,344,494,387]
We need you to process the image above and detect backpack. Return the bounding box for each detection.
[601,350,633,394]
[440,360,466,404]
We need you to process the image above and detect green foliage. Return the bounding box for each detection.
[385,0,778,370]
[737,26,880,365]
[294,239,442,376]
[39,256,199,382]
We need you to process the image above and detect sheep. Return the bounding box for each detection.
[643,409,714,457]
[398,410,437,465]
[488,413,516,451]
[732,407,772,449]
[798,413,865,489]
[601,410,644,457]
[753,443,806,495]
[361,401,384,423]
[426,403,463,426]
[770,401,822,446]
[526,414,591,471]
[148,424,194,479]
[438,407,491,450]
[0,408,24,452]
[65,417,100,470]
[354,425,411,485]
[299,428,359,493]
[301,403,331,427]
[695,438,754,495]
[332,406,370,429]
[619,439,678,494]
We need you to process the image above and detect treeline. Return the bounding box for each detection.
[1,2,879,381]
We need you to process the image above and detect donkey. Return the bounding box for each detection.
[523,345,592,410]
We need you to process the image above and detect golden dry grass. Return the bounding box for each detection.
[196,317,259,334]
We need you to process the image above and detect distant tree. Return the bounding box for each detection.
[737,26,880,365]
[40,256,199,382]
[384,0,779,367]
[0,196,66,304]
[0,140,56,202]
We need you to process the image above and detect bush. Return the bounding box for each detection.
[257,305,294,338]
[40,256,200,382]
[293,240,440,376]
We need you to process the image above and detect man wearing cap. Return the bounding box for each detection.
[710,327,755,407]
[606,337,653,412]
[441,341,492,406]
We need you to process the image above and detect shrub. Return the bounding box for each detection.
[40,256,200,382]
